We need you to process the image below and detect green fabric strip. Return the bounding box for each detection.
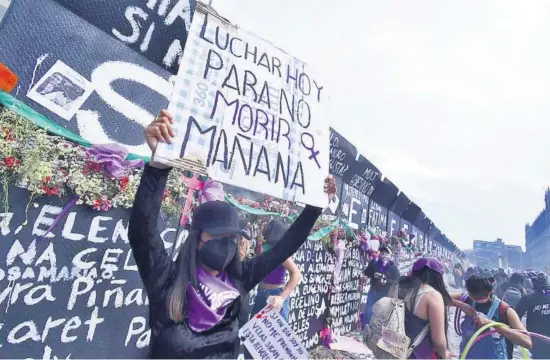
[225,195,282,217]
[0,91,149,162]
[308,219,340,241]
[226,193,342,241]
[338,219,355,238]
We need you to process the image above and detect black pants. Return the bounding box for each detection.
[238,293,253,359]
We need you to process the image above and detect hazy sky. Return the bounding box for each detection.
[213,0,550,250]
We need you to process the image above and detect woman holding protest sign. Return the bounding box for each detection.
[128,110,337,359]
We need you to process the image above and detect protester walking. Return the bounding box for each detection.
[362,246,400,327]
[499,272,526,306]
[398,257,454,359]
[128,110,337,358]
[515,272,550,359]
[495,268,509,294]
[453,274,532,359]
[463,267,476,282]
[496,272,527,358]
[251,218,302,320]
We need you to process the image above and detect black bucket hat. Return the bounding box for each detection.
[191,201,250,239]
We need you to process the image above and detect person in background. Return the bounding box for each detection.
[452,274,532,359]
[498,272,527,359]
[463,267,476,282]
[499,272,526,304]
[523,273,534,295]
[515,272,550,359]
[362,246,400,328]
[481,270,497,289]
[495,268,509,292]
[251,218,302,321]
[454,263,464,288]
[398,258,454,359]
[128,111,337,358]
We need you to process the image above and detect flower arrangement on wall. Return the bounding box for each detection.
[232,195,296,217]
[0,108,189,222]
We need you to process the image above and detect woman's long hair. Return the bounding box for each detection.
[167,230,245,322]
[399,267,452,337]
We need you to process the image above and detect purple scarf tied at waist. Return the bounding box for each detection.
[186,266,240,332]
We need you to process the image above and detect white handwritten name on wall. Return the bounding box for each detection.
[34,0,195,157]
[329,247,362,335]
[155,5,330,207]
[286,240,333,349]
[368,202,387,231]
[329,131,349,177]
[112,0,192,69]
[349,167,378,198]
[0,202,184,358]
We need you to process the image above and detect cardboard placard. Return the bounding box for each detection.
[155,3,330,207]
[239,305,308,360]
[376,326,411,360]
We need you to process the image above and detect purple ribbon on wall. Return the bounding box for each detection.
[87,143,144,179]
[37,195,79,240]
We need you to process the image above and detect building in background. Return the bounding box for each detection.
[472,239,525,270]
[525,189,550,270]
[472,238,506,269]
[505,245,523,270]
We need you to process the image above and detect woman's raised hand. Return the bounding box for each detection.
[145,110,175,151]
[145,110,175,168]
[324,175,337,201]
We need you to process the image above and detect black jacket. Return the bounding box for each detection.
[515,290,550,359]
[128,165,322,359]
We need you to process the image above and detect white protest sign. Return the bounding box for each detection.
[239,305,308,360]
[154,3,330,207]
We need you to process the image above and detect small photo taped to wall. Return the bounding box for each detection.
[27,60,94,120]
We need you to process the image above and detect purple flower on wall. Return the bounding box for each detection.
[87,143,144,179]
[320,327,334,347]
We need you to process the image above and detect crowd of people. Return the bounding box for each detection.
[456,266,550,359]
[363,248,550,359]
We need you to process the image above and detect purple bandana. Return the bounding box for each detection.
[186,266,240,332]
[377,259,390,273]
